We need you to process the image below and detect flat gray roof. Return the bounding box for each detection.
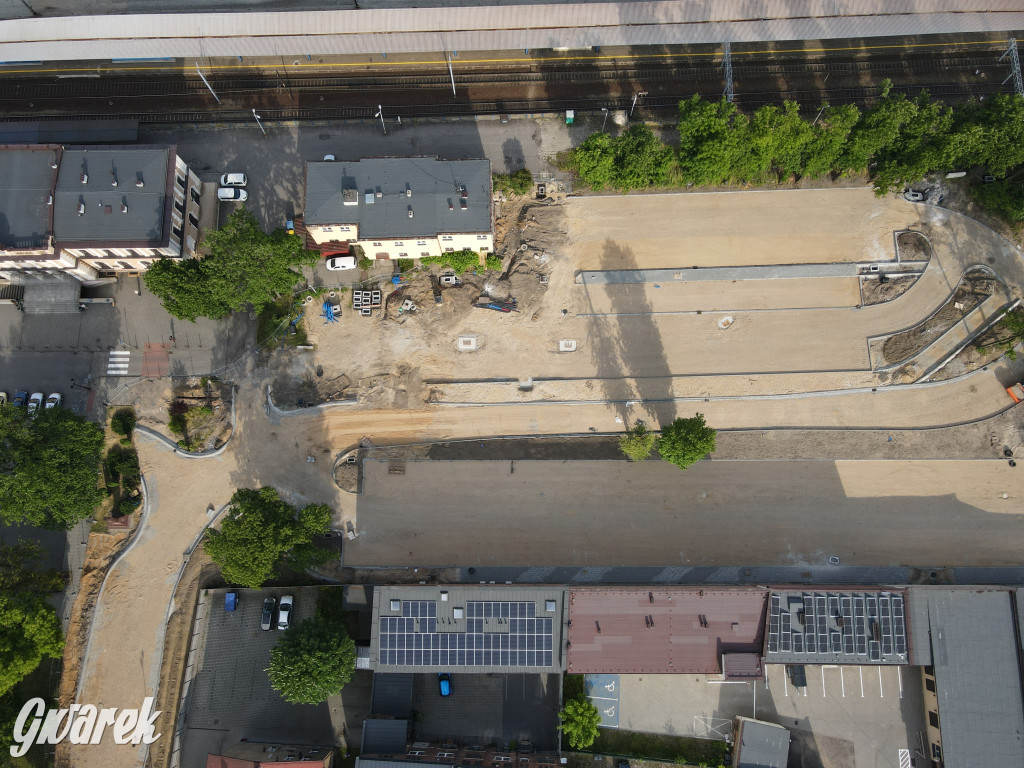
[370,673,413,718]
[735,718,790,768]
[1,3,1022,62]
[53,147,171,245]
[304,157,491,239]
[920,588,1024,768]
[765,590,908,665]
[0,146,57,251]
[361,719,409,756]
[371,585,565,674]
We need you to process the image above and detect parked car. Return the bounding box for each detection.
[44,393,62,410]
[323,154,336,161]
[12,391,27,407]
[261,596,277,631]
[0,392,7,406]
[27,392,43,416]
[217,187,248,202]
[326,255,357,271]
[220,172,247,187]
[438,672,452,697]
[277,595,293,630]
[224,591,238,612]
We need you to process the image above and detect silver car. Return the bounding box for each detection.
[220,172,247,187]
[217,187,248,202]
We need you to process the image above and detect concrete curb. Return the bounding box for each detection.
[266,382,358,417]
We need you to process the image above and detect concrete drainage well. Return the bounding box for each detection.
[457,335,479,352]
[717,316,734,330]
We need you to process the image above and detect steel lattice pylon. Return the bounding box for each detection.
[999,38,1023,97]
[723,40,734,103]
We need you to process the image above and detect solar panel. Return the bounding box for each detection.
[378,600,554,669]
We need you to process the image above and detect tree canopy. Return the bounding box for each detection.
[266,617,356,704]
[619,420,656,462]
[658,414,717,471]
[571,124,673,191]
[203,487,332,588]
[144,207,317,321]
[0,539,64,698]
[559,698,601,750]
[0,406,105,528]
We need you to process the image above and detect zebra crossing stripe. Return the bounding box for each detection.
[107,351,130,375]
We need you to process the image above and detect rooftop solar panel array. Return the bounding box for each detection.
[766,591,908,665]
[378,600,554,669]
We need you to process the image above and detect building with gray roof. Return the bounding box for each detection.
[732,717,790,768]
[371,586,565,674]
[910,588,1024,768]
[0,144,203,282]
[304,157,492,262]
[765,590,909,666]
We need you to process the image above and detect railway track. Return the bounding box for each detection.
[0,80,1007,125]
[0,53,1007,102]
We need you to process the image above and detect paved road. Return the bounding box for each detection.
[343,458,1024,568]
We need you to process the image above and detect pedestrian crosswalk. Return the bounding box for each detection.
[106,350,130,375]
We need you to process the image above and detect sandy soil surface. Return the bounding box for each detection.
[861,275,918,306]
[566,189,911,269]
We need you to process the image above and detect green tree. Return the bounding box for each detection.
[571,131,615,190]
[559,697,601,750]
[657,414,717,471]
[110,408,136,438]
[840,79,919,174]
[0,540,64,698]
[871,92,955,194]
[747,101,814,181]
[619,420,656,462]
[493,168,534,196]
[0,407,105,528]
[610,124,673,190]
[801,103,861,178]
[105,446,140,484]
[676,95,751,185]
[144,207,317,321]
[204,487,332,588]
[266,617,356,704]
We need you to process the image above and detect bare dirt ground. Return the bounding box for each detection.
[860,275,918,306]
[126,377,234,450]
[877,269,1005,365]
[896,230,932,261]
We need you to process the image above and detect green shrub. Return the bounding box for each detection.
[357,256,374,271]
[169,400,189,417]
[195,405,213,416]
[119,438,133,448]
[117,499,138,517]
[168,414,186,436]
[492,168,534,196]
[110,408,136,437]
[619,420,656,461]
[397,258,415,272]
[484,254,503,271]
[105,446,140,482]
[421,249,481,275]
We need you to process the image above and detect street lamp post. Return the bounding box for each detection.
[252,108,267,137]
[630,91,648,118]
[601,107,609,132]
[375,105,387,135]
[70,377,91,392]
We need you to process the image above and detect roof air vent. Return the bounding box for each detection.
[406,186,412,197]
[408,207,414,218]
[135,179,144,188]
[375,189,382,198]
[50,161,58,170]
[121,203,128,214]
[80,173,88,184]
[77,202,85,216]
[47,195,52,206]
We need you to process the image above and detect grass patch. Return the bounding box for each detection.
[576,729,730,767]
[492,168,534,195]
[420,249,482,275]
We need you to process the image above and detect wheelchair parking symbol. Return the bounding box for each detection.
[583,674,620,728]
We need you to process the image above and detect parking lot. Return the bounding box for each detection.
[616,664,925,768]
[179,586,355,768]
[411,673,560,750]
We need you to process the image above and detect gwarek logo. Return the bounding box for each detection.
[10,697,162,757]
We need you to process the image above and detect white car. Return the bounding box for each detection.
[220,173,247,187]
[277,595,294,630]
[27,392,43,417]
[217,187,248,202]
[326,255,357,271]
[44,393,62,410]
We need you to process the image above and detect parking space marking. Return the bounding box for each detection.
[584,674,619,729]
[878,666,884,698]
[821,666,827,697]
[859,666,865,698]
[897,666,903,699]
[782,667,788,697]
[840,667,846,698]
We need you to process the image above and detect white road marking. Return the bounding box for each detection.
[897,666,903,699]
[821,666,827,697]
[859,666,865,698]
[783,667,789,697]
[878,666,884,698]
[840,666,846,697]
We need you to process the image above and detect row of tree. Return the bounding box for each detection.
[619,414,717,469]
[568,84,1024,203]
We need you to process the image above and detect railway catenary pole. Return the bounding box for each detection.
[195,65,220,103]
[445,52,456,97]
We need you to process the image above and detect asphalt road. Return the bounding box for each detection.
[344,458,1024,568]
